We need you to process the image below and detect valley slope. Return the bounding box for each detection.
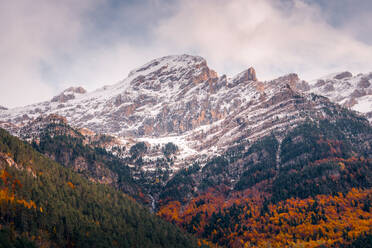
[0,128,198,248]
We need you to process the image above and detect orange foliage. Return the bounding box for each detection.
[197,238,219,247]
[158,187,372,248]
[316,138,343,156]
[67,181,75,189]
[157,200,182,223]
[0,169,38,210]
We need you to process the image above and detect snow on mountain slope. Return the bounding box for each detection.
[307,71,372,121]
[0,55,370,170]
[0,55,217,135]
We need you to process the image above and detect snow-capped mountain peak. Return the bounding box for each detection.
[128,54,208,78]
[0,55,371,171]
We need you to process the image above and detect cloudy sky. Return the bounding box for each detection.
[1,0,372,108]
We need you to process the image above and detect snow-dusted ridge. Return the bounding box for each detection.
[307,71,372,121]
[0,55,371,172]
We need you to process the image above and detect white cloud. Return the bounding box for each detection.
[0,0,171,107]
[0,0,99,107]
[155,0,372,80]
[53,43,170,91]
[1,0,372,108]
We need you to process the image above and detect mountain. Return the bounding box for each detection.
[156,104,372,247]
[0,55,219,136]
[1,55,371,172]
[307,71,372,121]
[24,114,154,204]
[3,113,184,207]
[0,128,198,248]
[0,54,371,247]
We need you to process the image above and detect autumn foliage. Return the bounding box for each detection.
[159,187,372,247]
[0,169,37,210]
[158,155,372,247]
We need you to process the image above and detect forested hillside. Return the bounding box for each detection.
[158,117,372,247]
[30,122,140,197]
[0,128,198,248]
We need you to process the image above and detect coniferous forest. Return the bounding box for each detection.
[0,128,198,248]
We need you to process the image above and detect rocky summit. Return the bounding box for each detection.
[0,55,371,171]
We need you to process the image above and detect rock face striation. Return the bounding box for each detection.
[0,55,371,167]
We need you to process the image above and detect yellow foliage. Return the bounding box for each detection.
[0,169,38,211]
[338,162,345,171]
[67,181,75,189]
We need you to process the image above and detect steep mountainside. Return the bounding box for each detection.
[18,115,190,209]
[158,111,372,247]
[15,114,149,201]
[159,105,372,201]
[0,128,198,248]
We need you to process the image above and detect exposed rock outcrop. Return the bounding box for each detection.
[334,71,352,80]
[51,86,87,102]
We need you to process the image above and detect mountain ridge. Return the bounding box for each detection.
[0,54,371,173]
